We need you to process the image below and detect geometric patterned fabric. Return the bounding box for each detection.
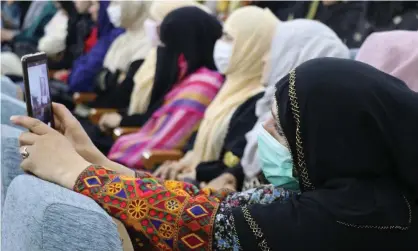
[74,165,231,250]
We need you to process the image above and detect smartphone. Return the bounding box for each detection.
[21,52,54,127]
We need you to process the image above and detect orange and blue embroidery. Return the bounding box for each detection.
[74,165,230,250]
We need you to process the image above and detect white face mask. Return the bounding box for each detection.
[213,39,233,74]
[107,4,122,27]
[144,18,160,47]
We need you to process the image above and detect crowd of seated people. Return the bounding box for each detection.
[1,1,418,250]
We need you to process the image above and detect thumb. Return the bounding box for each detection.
[52,103,77,126]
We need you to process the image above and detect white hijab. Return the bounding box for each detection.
[241,19,350,178]
[103,1,152,73]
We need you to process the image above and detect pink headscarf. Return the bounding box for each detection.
[356,30,418,92]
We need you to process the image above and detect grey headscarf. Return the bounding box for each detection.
[241,19,350,179]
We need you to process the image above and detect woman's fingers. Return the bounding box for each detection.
[10,116,51,135]
[18,131,39,146]
[169,165,182,180]
[154,164,170,179]
[52,103,81,132]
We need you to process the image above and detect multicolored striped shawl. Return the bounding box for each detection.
[108,67,223,169]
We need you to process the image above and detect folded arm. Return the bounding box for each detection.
[73,165,231,250]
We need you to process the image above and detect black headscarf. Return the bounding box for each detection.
[277,57,418,224]
[232,58,418,250]
[148,6,222,111]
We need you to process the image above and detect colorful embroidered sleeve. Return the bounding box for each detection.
[74,165,231,250]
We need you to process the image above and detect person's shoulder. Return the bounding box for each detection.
[187,67,224,88]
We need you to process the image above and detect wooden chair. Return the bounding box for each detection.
[112,127,140,140]
[73,92,98,105]
[89,108,118,125]
[141,149,184,170]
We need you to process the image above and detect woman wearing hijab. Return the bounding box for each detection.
[67,0,151,94]
[8,58,418,250]
[154,6,277,184]
[40,1,94,71]
[66,0,124,93]
[81,1,211,129]
[89,7,224,160]
[205,19,350,191]
[355,30,418,93]
[73,0,155,112]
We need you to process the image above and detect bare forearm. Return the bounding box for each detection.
[101,158,135,176]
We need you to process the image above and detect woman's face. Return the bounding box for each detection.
[74,0,92,14]
[263,99,287,146]
[88,1,99,22]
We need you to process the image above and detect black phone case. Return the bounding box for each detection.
[21,52,55,128]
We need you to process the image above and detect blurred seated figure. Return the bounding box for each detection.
[153,6,278,185]
[49,0,124,108]
[37,6,69,59]
[205,19,350,191]
[73,1,211,120]
[251,1,367,48]
[356,30,418,93]
[69,0,151,96]
[41,1,94,71]
[87,7,224,160]
[364,2,418,33]
[1,1,56,57]
[0,1,31,31]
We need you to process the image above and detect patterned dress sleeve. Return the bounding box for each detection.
[74,165,231,250]
[213,185,298,250]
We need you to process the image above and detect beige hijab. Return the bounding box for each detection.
[102,1,152,73]
[128,1,211,115]
[182,6,278,168]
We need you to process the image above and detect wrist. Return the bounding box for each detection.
[60,159,92,190]
[102,159,135,177]
[79,146,107,166]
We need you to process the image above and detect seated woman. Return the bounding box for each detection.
[153,6,278,185]
[355,30,418,92]
[0,1,57,57]
[64,0,123,94]
[83,0,212,128]
[85,0,152,95]
[8,58,418,250]
[41,1,93,71]
[204,19,350,191]
[87,7,224,158]
[57,0,152,110]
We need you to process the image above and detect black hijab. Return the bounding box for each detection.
[232,58,418,250]
[148,6,222,111]
[278,57,418,225]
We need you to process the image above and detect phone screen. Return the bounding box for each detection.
[27,60,53,126]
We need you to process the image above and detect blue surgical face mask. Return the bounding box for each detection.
[257,124,299,191]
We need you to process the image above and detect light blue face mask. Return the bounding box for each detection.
[257,124,299,191]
